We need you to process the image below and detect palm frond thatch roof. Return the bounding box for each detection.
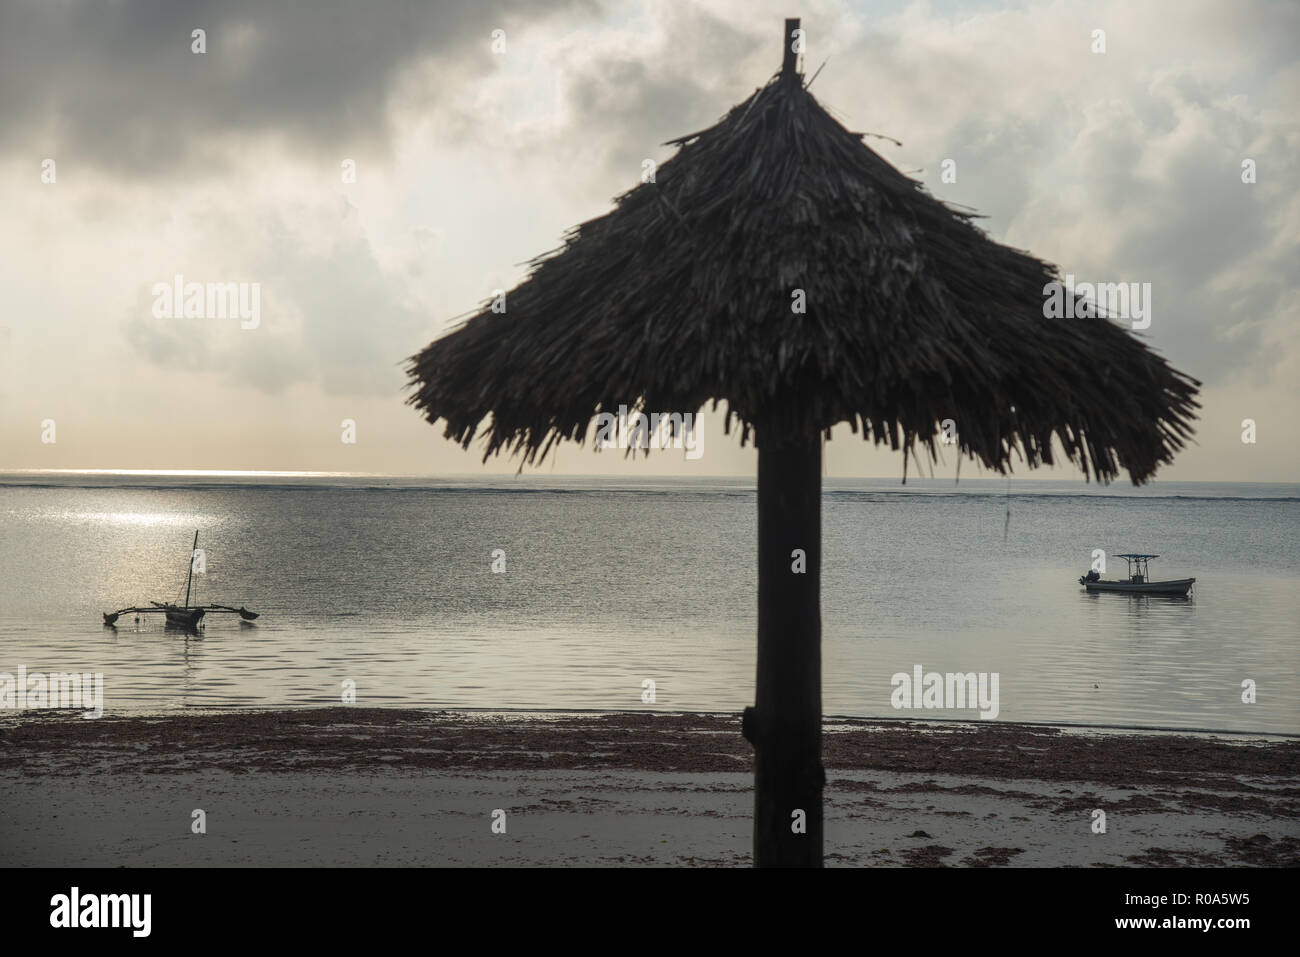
[407,69,1199,482]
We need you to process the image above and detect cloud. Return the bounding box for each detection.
[0,0,590,179]
[124,199,424,397]
[1,0,1296,477]
[814,0,1300,393]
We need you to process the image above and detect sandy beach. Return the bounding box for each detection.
[1,708,1295,867]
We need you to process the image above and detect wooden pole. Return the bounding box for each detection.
[782,17,801,79]
[744,430,823,866]
[184,530,198,608]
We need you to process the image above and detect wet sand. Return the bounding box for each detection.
[1,708,1296,866]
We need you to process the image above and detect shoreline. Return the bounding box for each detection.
[2,708,1296,866]
[3,705,1294,742]
[5,706,1299,772]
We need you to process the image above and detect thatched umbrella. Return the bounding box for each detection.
[407,19,1199,867]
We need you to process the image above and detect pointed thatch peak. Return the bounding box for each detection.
[408,22,1198,483]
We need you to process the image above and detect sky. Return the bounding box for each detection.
[0,0,1296,482]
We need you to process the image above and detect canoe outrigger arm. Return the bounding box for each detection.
[204,604,261,619]
[103,604,259,626]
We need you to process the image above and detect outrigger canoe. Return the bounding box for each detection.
[103,531,259,630]
[1079,553,1195,597]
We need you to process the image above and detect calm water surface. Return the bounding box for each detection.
[0,473,1296,734]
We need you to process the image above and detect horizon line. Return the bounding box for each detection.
[0,468,1294,486]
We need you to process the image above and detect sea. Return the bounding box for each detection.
[0,472,1296,735]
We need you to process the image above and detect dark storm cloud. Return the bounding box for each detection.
[0,0,591,176]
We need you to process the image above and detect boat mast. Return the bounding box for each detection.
[184,530,198,608]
